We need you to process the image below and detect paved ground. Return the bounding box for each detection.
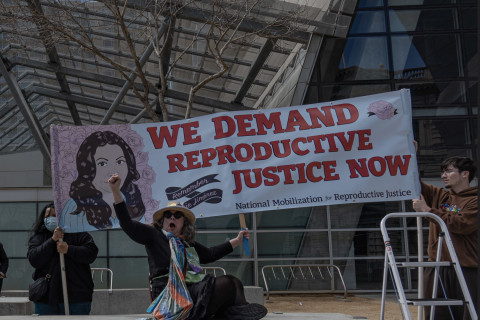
[0,314,357,319]
[0,293,415,319]
[264,293,416,319]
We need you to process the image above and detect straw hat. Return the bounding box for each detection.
[153,201,195,224]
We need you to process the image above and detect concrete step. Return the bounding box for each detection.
[0,286,265,316]
[0,297,33,316]
[0,312,359,319]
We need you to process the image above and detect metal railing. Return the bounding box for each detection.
[91,268,114,294]
[202,266,226,276]
[261,264,348,300]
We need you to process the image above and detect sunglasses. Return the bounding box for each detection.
[164,211,183,219]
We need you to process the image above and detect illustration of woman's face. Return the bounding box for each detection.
[92,144,129,194]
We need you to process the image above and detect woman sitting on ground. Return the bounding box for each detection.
[108,173,267,320]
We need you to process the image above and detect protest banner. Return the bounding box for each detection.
[51,89,420,232]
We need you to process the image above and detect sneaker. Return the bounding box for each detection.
[224,303,268,320]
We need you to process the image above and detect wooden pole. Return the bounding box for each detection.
[238,214,250,256]
[58,239,69,315]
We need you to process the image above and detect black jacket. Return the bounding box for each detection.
[114,201,233,292]
[0,242,8,275]
[27,230,98,305]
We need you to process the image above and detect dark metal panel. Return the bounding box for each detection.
[25,0,82,125]
[9,56,250,112]
[0,56,51,161]
[125,0,311,44]
[101,18,170,124]
[232,39,276,105]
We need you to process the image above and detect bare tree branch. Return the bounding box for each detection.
[0,0,311,122]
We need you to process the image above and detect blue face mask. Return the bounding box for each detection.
[44,217,57,232]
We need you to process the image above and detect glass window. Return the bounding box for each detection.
[358,0,384,7]
[330,203,364,228]
[3,259,34,290]
[460,7,476,29]
[389,9,455,32]
[2,231,30,257]
[417,119,471,146]
[467,80,477,104]
[0,203,37,230]
[304,86,319,104]
[331,232,356,257]
[412,106,468,117]
[473,118,477,147]
[354,259,402,290]
[108,230,146,257]
[349,11,386,34]
[195,232,248,257]
[316,85,392,103]
[256,207,322,229]
[108,257,149,288]
[389,0,454,5]
[196,213,245,230]
[89,230,108,257]
[391,35,461,79]
[464,34,478,78]
[257,232,329,258]
[338,37,390,80]
[397,82,467,104]
[354,230,383,257]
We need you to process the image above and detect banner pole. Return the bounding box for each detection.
[238,214,250,256]
[59,239,70,315]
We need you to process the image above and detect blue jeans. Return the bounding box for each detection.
[34,301,92,315]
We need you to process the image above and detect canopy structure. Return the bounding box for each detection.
[0,0,355,165]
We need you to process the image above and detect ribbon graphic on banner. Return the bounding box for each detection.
[184,189,223,209]
[165,174,220,201]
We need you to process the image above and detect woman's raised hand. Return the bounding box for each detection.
[108,173,121,189]
[108,173,124,204]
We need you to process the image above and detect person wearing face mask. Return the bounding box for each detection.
[27,203,99,315]
[108,173,268,320]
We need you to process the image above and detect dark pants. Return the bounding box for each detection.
[423,266,478,320]
[0,278,3,295]
[34,302,92,315]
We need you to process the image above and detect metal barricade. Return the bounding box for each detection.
[203,266,226,276]
[261,264,347,300]
[91,267,114,294]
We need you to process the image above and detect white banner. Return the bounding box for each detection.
[51,89,420,232]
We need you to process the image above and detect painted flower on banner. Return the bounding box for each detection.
[368,100,397,120]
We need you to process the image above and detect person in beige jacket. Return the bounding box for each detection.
[413,156,477,320]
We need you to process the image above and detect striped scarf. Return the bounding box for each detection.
[147,232,202,320]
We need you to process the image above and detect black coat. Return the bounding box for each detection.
[27,230,98,305]
[0,242,8,275]
[114,201,233,294]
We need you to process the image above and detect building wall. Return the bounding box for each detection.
[0,151,45,188]
[0,0,477,295]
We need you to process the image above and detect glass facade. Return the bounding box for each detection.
[0,0,477,295]
[303,0,478,292]
[307,0,478,177]
[1,198,419,294]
